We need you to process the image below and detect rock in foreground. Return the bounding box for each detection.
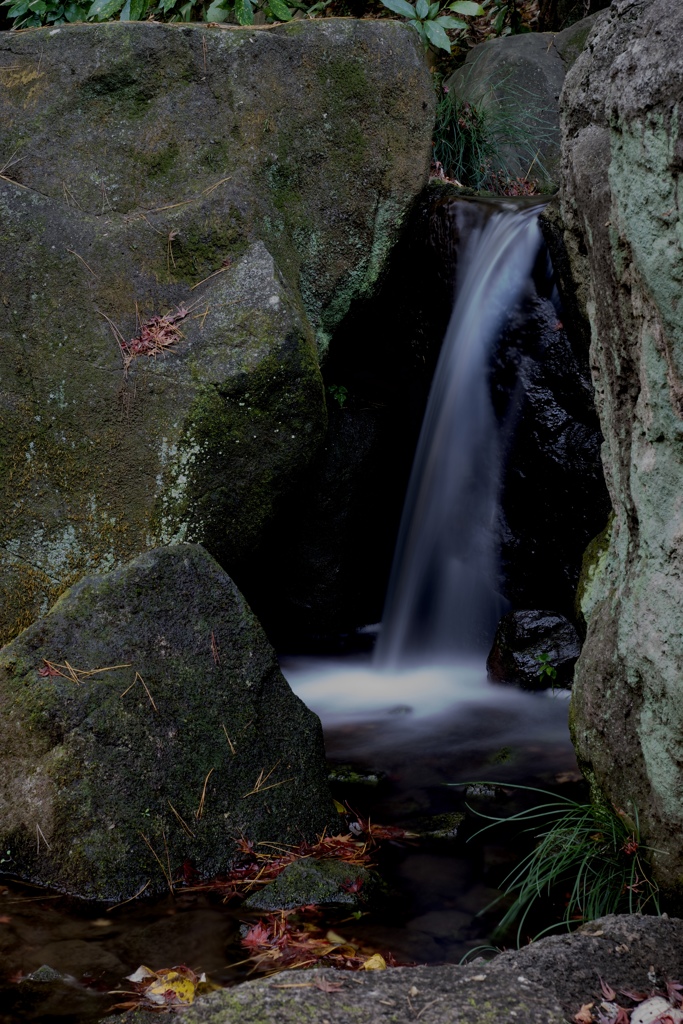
[0,544,336,900]
[101,914,683,1024]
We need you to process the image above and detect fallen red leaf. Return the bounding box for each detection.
[600,979,617,1001]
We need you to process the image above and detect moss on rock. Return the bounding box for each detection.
[0,19,433,643]
[0,544,337,900]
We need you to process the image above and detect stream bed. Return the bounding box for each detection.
[0,657,580,1024]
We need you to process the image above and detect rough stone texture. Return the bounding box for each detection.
[0,543,336,900]
[560,0,683,895]
[443,18,599,188]
[0,20,434,646]
[244,858,373,910]
[487,609,582,689]
[445,35,563,186]
[99,914,683,1024]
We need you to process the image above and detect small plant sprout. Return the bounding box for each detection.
[381,0,484,53]
[535,652,557,684]
[327,384,349,409]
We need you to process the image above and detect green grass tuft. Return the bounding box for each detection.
[461,784,660,945]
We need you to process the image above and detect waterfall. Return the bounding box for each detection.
[375,202,544,669]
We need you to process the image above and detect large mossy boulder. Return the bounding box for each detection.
[0,20,434,647]
[0,543,336,900]
[560,0,683,895]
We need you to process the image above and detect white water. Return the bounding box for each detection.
[375,204,543,668]
[281,654,571,764]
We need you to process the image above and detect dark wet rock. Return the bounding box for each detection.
[23,965,65,984]
[0,543,336,901]
[408,812,465,840]
[538,0,610,31]
[492,287,611,618]
[244,858,374,911]
[487,610,582,690]
[106,914,682,1024]
[560,0,683,896]
[0,20,433,648]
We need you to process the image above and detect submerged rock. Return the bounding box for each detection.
[0,20,433,647]
[244,858,374,911]
[487,610,581,690]
[0,544,336,901]
[560,0,683,895]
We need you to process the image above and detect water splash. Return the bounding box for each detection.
[375,202,544,668]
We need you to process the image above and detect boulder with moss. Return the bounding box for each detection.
[0,543,337,901]
[560,0,683,896]
[0,19,433,647]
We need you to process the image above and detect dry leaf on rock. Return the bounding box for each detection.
[574,1004,594,1024]
[314,977,344,992]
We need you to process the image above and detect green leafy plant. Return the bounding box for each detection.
[487,0,528,35]
[327,384,349,409]
[205,0,295,24]
[380,0,484,53]
[535,652,557,684]
[1,0,89,27]
[463,784,660,944]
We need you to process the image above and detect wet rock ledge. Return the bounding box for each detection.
[104,915,682,1024]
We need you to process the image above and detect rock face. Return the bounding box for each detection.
[487,610,582,689]
[121,914,682,1024]
[0,20,434,647]
[443,18,597,187]
[560,0,683,893]
[0,544,336,900]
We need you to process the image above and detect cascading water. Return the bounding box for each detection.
[374,202,544,669]
[283,199,559,728]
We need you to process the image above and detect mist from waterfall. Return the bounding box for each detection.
[374,203,543,669]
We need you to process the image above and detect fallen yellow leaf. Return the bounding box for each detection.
[147,970,197,1005]
[362,954,387,971]
[333,799,346,814]
[573,1004,594,1024]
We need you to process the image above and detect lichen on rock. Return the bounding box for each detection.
[560,0,683,896]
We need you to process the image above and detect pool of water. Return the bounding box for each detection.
[0,656,580,1023]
